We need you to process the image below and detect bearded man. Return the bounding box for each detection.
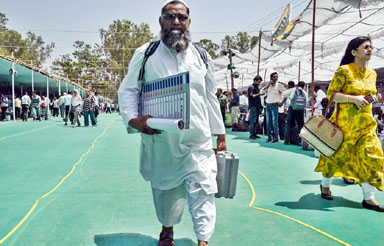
[118,1,227,245]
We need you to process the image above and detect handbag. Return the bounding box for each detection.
[299,93,344,157]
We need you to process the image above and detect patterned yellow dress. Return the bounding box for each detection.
[315,63,384,191]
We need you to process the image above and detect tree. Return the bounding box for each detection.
[0,12,8,30]
[51,19,155,101]
[100,19,155,87]
[51,54,80,80]
[194,39,220,59]
[221,32,259,54]
[24,31,55,66]
[0,12,54,66]
[52,41,106,84]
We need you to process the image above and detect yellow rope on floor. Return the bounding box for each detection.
[238,170,351,246]
[0,119,116,245]
[0,124,55,142]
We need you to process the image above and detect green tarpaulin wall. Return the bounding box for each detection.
[0,56,110,101]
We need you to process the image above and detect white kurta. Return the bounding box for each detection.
[118,41,225,194]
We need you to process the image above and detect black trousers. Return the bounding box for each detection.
[278,112,287,141]
[284,107,305,144]
[1,107,7,121]
[64,105,71,123]
[22,105,29,121]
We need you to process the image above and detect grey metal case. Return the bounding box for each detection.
[215,151,239,199]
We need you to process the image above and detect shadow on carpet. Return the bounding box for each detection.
[275,193,363,212]
[95,233,196,246]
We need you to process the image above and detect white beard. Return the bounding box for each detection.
[160,29,191,52]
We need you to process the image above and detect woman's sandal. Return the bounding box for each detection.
[158,230,175,246]
[320,184,333,200]
[343,177,355,184]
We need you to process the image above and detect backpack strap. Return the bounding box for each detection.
[138,41,209,82]
[138,40,161,82]
[193,44,208,69]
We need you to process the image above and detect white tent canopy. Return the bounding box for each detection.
[214,0,384,89]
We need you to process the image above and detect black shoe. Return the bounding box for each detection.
[284,141,289,145]
[249,135,256,139]
[362,200,384,212]
[320,184,333,200]
[254,135,261,138]
[159,230,174,246]
[272,139,279,143]
[266,138,272,143]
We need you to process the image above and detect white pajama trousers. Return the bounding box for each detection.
[322,176,375,200]
[151,180,216,241]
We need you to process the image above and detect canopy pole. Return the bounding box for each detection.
[225,74,229,91]
[311,0,317,116]
[264,69,268,82]
[66,82,68,93]
[31,70,34,93]
[11,63,16,122]
[46,77,50,116]
[227,37,234,90]
[257,30,262,76]
[58,80,61,96]
[298,61,301,82]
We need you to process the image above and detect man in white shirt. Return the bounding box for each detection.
[71,89,82,127]
[41,95,50,120]
[94,92,100,121]
[118,1,226,245]
[314,85,326,115]
[63,91,72,125]
[21,91,31,121]
[281,81,308,145]
[57,93,66,119]
[239,91,248,121]
[260,72,286,143]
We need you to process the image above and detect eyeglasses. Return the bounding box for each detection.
[162,13,189,22]
[272,76,279,78]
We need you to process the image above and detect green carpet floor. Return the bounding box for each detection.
[0,114,383,246]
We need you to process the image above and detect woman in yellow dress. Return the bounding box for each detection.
[316,36,384,212]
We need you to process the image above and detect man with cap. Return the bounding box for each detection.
[118,1,226,246]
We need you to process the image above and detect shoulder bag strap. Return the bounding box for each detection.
[324,92,341,127]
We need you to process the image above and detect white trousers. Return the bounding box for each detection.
[322,176,375,200]
[231,106,240,124]
[151,180,216,241]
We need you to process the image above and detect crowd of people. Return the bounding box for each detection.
[0,90,118,127]
[217,72,384,149]
[216,35,384,214]
[216,72,322,147]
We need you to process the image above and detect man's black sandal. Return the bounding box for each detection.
[158,230,175,246]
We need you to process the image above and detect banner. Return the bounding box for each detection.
[276,15,301,40]
[272,4,292,40]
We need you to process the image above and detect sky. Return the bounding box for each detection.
[0,0,310,69]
